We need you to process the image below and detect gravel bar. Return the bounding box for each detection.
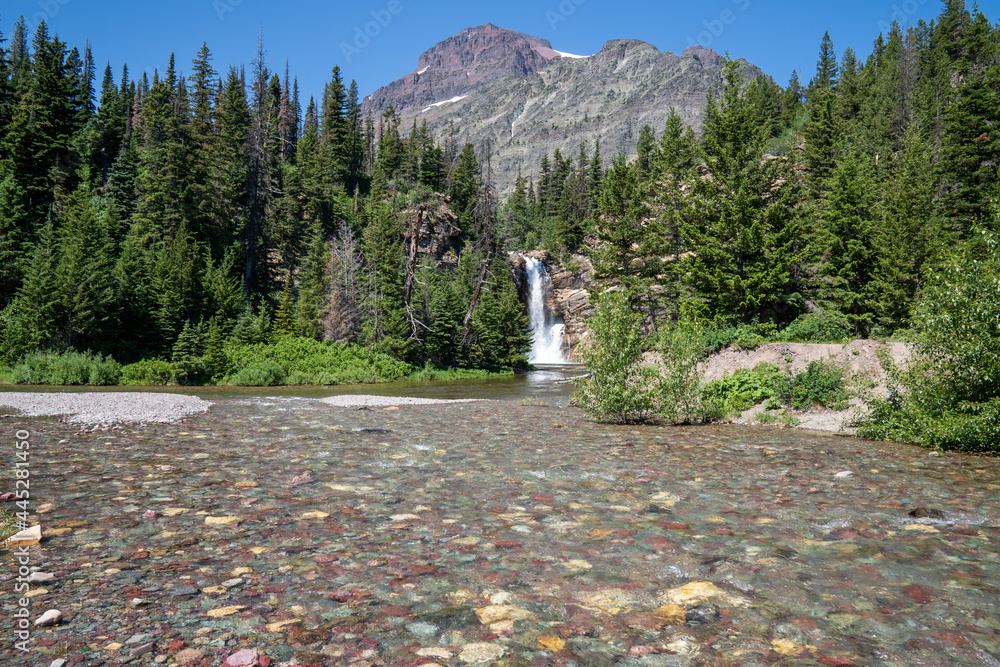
[320,394,484,407]
[0,392,213,424]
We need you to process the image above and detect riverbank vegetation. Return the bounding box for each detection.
[571,3,999,450]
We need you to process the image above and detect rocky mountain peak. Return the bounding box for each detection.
[363,24,560,116]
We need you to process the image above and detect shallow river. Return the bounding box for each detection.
[1,370,998,666]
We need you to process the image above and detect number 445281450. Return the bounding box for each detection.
[14,430,29,522]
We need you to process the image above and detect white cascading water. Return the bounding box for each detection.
[523,256,569,364]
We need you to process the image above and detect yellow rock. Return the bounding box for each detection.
[577,589,636,616]
[103,568,121,575]
[755,517,776,525]
[383,406,400,411]
[451,536,482,546]
[434,449,448,455]
[589,529,614,539]
[706,515,727,524]
[653,604,687,624]
[231,567,253,576]
[489,620,514,633]
[390,513,421,521]
[23,588,48,598]
[192,453,210,459]
[771,638,815,656]
[562,559,593,571]
[416,648,452,659]
[904,524,940,533]
[249,547,270,555]
[266,618,300,632]
[389,454,408,459]
[48,528,73,536]
[205,516,240,526]
[105,642,124,650]
[650,492,678,507]
[660,581,748,608]
[162,508,192,516]
[538,635,566,651]
[301,511,331,519]
[207,605,246,618]
[458,643,506,664]
[234,480,258,488]
[475,604,535,625]
[201,586,227,594]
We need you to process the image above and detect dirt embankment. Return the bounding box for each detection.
[702,340,911,436]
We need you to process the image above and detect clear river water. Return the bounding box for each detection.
[1,369,998,666]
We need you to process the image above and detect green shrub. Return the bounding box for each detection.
[223,335,412,385]
[858,228,1000,451]
[120,359,175,386]
[0,508,18,542]
[778,311,852,342]
[408,362,514,382]
[226,361,287,386]
[702,322,776,353]
[575,292,707,424]
[702,363,786,417]
[784,360,847,409]
[11,351,121,386]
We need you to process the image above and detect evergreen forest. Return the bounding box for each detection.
[0,2,998,395]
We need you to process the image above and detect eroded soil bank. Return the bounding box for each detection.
[1,396,998,666]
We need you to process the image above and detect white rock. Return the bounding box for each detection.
[834,471,854,478]
[34,609,62,627]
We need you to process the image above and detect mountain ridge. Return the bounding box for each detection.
[361,24,763,191]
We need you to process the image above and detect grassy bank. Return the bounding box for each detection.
[0,341,517,389]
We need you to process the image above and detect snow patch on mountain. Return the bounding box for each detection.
[421,95,468,113]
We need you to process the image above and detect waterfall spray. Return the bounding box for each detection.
[523,256,568,364]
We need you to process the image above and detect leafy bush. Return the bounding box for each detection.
[11,351,121,386]
[702,363,786,417]
[408,362,514,382]
[575,291,707,424]
[575,291,662,423]
[222,335,412,386]
[778,311,852,342]
[120,359,174,386]
[226,361,287,386]
[0,508,18,542]
[859,228,1000,451]
[702,322,776,353]
[703,359,846,416]
[784,360,847,409]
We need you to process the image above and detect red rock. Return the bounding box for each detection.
[532,495,554,502]
[167,640,186,651]
[311,555,339,563]
[143,510,158,519]
[0,492,16,501]
[493,541,522,549]
[258,658,271,667]
[818,657,856,666]
[656,521,690,530]
[224,648,260,666]
[646,537,678,553]
[903,585,933,604]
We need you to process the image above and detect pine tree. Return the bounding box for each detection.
[53,189,114,350]
[817,152,879,336]
[684,58,799,324]
[295,224,329,339]
[449,143,480,230]
[273,275,295,335]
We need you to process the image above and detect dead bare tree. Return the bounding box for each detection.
[460,138,501,347]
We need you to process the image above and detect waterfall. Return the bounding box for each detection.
[523,256,569,364]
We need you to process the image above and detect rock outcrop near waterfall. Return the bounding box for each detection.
[511,251,594,361]
[362,25,763,192]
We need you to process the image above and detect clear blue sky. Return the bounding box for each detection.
[2,0,984,105]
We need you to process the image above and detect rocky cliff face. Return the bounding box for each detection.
[363,25,762,192]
